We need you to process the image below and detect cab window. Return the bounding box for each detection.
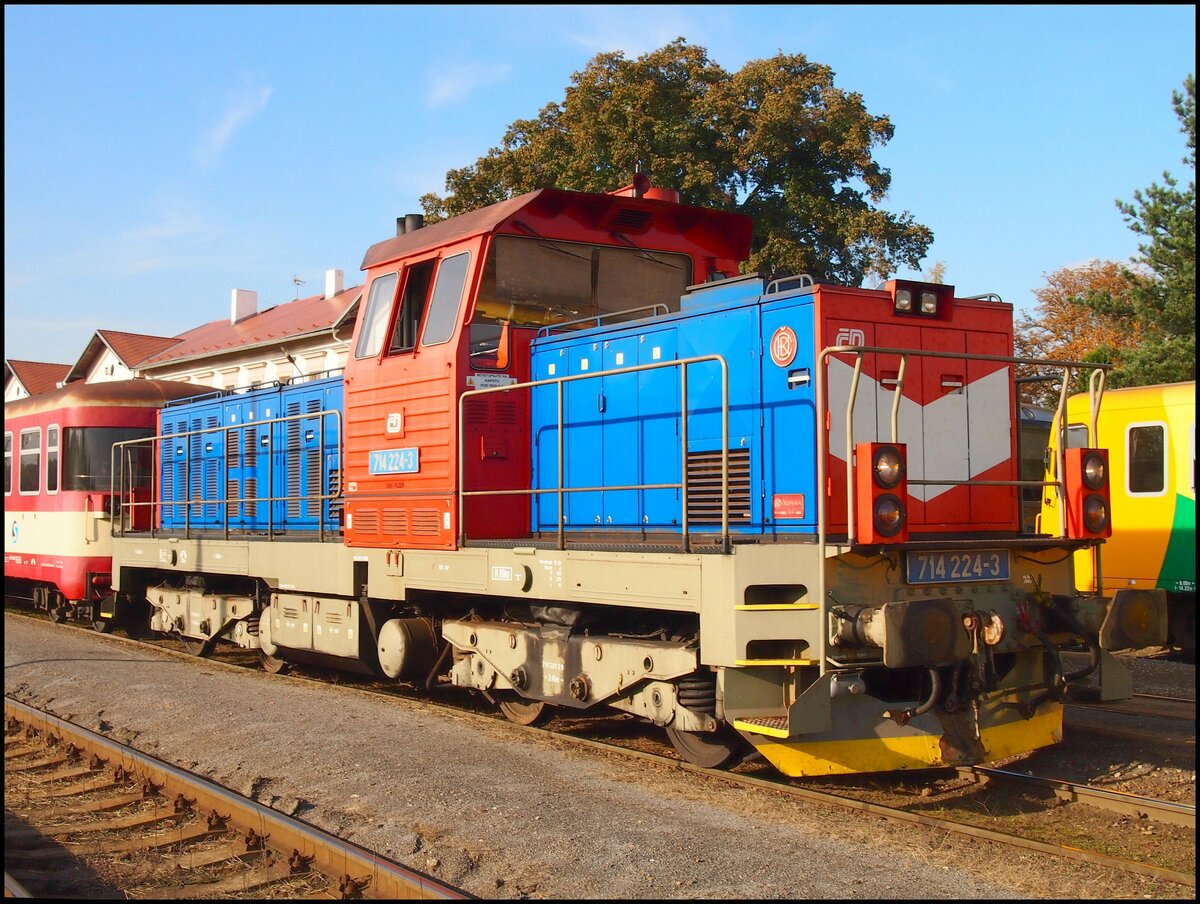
[355,272,399,359]
[3,432,11,495]
[421,252,471,347]
[388,262,435,354]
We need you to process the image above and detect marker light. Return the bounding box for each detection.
[856,442,909,544]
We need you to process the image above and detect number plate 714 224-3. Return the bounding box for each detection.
[906,549,1010,584]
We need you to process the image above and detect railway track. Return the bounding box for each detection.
[6,607,1196,892]
[3,698,467,900]
[1063,690,1196,746]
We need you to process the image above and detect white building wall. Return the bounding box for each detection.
[5,381,30,403]
[88,348,136,383]
[143,336,351,390]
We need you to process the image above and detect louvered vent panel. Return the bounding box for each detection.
[327,470,343,528]
[610,209,653,232]
[356,509,379,534]
[686,448,752,524]
[205,460,219,520]
[382,509,409,535]
[464,400,489,424]
[412,509,441,536]
[286,403,301,519]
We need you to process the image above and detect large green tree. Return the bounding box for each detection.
[420,39,932,286]
[1088,76,1195,388]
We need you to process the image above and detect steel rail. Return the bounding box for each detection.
[960,765,1195,828]
[4,697,469,900]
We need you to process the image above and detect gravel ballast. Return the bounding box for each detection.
[2,614,1187,898]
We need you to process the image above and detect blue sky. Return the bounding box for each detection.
[4,5,1195,366]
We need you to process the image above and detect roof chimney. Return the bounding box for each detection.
[395,213,425,236]
[231,289,257,324]
[325,269,344,300]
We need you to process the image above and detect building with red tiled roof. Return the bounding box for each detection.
[4,359,72,402]
[137,270,361,391]
[63,330,181,385]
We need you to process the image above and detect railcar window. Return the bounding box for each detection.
[468,235,691,366]
[46,425,59,494]
[388,261,435,354]
[421,252,471,347]
[354,271,399,359]
[3,432,11,495]
[1128,423,1166,495]
[63,427,154,491]
[19,428,40,494]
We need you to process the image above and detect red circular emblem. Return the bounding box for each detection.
[770,326,798,367]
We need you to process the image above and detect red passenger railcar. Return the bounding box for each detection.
[4,379,201,624]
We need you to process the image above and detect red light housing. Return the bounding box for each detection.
[855,442,908,543]
[1064,447,1111,539]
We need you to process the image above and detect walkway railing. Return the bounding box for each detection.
[457,353,730,552]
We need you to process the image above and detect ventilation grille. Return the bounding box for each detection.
[465,400,518,425]
[686,448,752,524]
[382,509,408,535]
[287,404,301,519]
[327,469,343,527]
[610,209,653,232]
[355,509,379,535]
[412,509,441,536]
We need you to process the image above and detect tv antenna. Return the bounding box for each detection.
[293,275,306,299]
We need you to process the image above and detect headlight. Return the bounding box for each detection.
[874,494,906,537]
[920,291,938,314]
[895,289,912,311]
[873,446,905,489]
[1083,495,1109,532]
[1082,452,1106,490]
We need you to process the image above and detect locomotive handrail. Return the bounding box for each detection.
[814,344,1112,676]
[534,304,670,338]
[764,273,814,295]
[109,408,343,542]
[457,353,730,552]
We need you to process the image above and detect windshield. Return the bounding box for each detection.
[468,234,692,368]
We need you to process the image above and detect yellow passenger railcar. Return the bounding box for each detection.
[1040,381,1195,652]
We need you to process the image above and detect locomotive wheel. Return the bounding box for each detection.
[497,694,552,727]
[260,651,291,675]
[181,636,211,657]
[665,725,745,770]
[48,606,66,624]
[91,617,115,634]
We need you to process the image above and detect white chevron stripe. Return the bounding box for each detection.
[827,358,1011,502]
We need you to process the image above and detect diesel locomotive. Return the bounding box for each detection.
[10,181,1168,776]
